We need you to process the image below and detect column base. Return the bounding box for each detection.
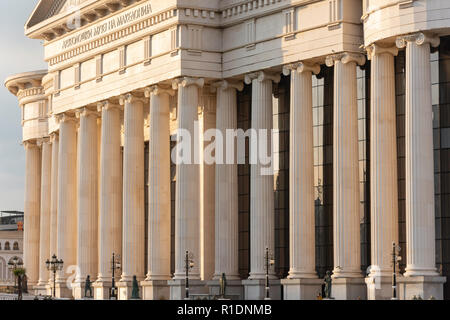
[397,276,447,300]
[242,279,281,300]
[33,284,48,296]
[365,275,396,300]
[141,280,170,300]
[54,281,74,299]
[93,280,113,300]
[168,279,208,300]
[207,279,243,300]
[45,283,53,297]
[331,277,366,300]
[117,280,142,300]
[281,278,323,300]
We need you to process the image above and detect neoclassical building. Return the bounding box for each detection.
[4,0,450,300]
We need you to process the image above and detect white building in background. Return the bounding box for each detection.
[4,0,450,300]
[0,212,24,287]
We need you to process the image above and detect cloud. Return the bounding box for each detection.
[0,1,47,211]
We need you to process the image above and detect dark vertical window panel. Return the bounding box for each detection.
[314,66,334,278]
[395,50,407,272]
[144,142,149,275]
[170,138,177,276]
[273,75,290,279]
[438,36,450,299]
[237,85,252,279]
[357,63,371,273]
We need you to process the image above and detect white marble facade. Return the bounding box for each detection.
[4,0,450,300]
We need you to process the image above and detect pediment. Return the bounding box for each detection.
[26,0,88,29]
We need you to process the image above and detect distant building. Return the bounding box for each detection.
[0,212,24,287]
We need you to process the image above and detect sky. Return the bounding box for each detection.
[0,1,47,211]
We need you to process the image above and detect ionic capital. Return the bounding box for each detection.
[366,43,399,60]
[97,101,121,113]
[49,132,59,143]
[144,85,176,98]
[283,62,321,76]
[75,107,99,119]
[172,77,205,90]
[325,52,366,67]
[55,113,77,125]
[23,140,39,150]
[119,93,146,106]
[244,71,281,85]
[212,80,244,92]
[36,137,51,147]
[396,32,440,49]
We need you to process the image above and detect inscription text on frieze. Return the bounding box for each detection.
[61,2,153,50]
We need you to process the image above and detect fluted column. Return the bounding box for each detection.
[120,93,145,284]
[396,33,441,277]
[325,52,366,278]
[37,138,52,287]
[213,80,243,280]
[49,133,59,264]
[23,141,41,287]
[199,87,217,281]
[172,77,204,280]
[145,86,174,280]
[367,44,399,278]
[56,114,78,289]
[283,62,320,279]
[97,101,123,283]
[244,71,280,280]
[75,108,99,291]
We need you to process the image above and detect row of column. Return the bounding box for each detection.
[22,31,440,299]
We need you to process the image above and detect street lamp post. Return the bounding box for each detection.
[110,253,121,300]
[45,254,64,298]
[184,251,194,300]
[8,257,23,296]
[264,247,275,300]
[391,242,402,300]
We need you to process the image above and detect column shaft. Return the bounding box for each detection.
[287,64,319,278]
[98,103,123,282]
[23,141,41,286]
[326,53,364,278]
[76,109,99,283]
[369,46,399,276]
[246,72,278,279]
[38,140,52,286]
[174,78,204,280]
[200,89,216,281]
[399,35,439,276]
[49,134,59,261]
[57,115,78,282]
[147,88,171,280]
[121,95,145,282]
[214,83,240,280]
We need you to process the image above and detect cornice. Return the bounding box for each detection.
[4,70,48,97]
[26,0,143,41]
[219,0,320,27]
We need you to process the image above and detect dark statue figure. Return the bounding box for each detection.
[219,273,227,297]
[131,275,140,299]
[324,271,332,299]
[85,275,93,298]
[22,274,28,294]
[17,274,23,301]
